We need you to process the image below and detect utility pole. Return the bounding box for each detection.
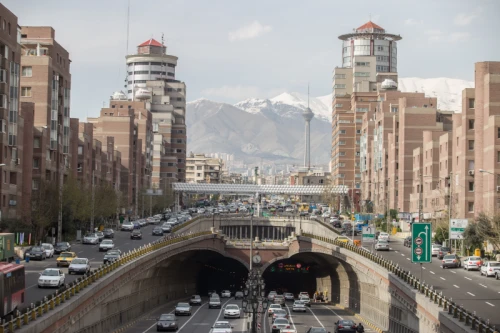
[90,169,95,232]
[57,155,65,242]
[418,173,423,223]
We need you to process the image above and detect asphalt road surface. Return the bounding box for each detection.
[118,297,373,333]
[23,224,165,307]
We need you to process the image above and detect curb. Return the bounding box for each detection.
[332,303,384,333]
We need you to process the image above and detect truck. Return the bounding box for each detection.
[0,233,15,262]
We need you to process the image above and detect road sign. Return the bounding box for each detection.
[411,223,432,263]
[362,226,375,243]
[450,219,468,240]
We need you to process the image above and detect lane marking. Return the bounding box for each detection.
[26,284,38,290]
[453,285,460,288]
[140,309,175,333]
[479,284,487,288]
[430,271,435,275]
[322,305,344,320]
[485,302,495,307]
[78,251,83,254]
[440,277,446,280]
[211,298,234,328]
[422,267,426,270]
[467,292,475,297]
[176,303,208,332]
[450,271,456,274]
[307,306,325,328]
[464,277,472,281]
[401,254,405,256]
[285,304,297,330]
[406,258,410,261]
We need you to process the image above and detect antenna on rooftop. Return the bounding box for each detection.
[126,0,130,55]
[307,83,310,109]
[161,32,165,80]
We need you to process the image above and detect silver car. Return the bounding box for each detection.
[271,318,290,333]
[209,296,221,309]
[68,258,91,275]
[99,239,114,252]
[375,240,390,251]
[121,222,134,231]
[83,234,99,244]
[174,302,192,316]
[292,301,306,312]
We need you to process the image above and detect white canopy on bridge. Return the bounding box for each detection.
[172,183,348,195]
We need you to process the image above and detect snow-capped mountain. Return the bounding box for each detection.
[187,77,474,164]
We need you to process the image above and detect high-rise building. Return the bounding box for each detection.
[303,105,314,169]
[331,21,402,187]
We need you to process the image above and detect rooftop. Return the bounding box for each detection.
[356,21,385,32]
[138,38,163,47]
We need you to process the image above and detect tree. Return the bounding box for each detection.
[94,183,118,223]
[31,179,59,242]
[475,213,500,251]
[433,220,449,244]
[321,184,340,212]
[463,222,485,254]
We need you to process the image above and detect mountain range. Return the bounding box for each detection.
[186,77,474,165]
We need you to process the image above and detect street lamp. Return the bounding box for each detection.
[241,269,269,333]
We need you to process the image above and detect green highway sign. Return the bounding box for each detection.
[411,223,432,263]
[362,226,375,243]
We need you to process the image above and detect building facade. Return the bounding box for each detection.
[186,153,223,183]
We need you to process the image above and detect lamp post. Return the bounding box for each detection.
[241,269,269,333]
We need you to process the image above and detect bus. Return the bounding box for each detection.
[0,263,25,318]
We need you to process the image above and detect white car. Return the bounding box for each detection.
[285,207,294,212]
[268,304,282,316]
[99,239,114,252]
[292,301,306,312]
[299,296,310,306]
[221,290,231,298]
[197,208,206,214]
[480,261,500,277]
[41,243,55,258]
[223,304,240,318]
[378,232,390,242]
[38,268,65,288]
[68,258,91,275]
[375,240,390,251]
[431,244,441,257]
[121,222,134,231]
[463,256,483,271]
[210,321,233,333]
[83,233,99,244]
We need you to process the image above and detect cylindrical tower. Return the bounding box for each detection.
[338,21,402,73]
[302,107,314,169]
[125,38,179,100]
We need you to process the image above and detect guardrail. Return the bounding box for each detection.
[302,233,499,333]
[0,231,212,333]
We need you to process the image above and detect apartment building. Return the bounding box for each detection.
[186,153,223,183]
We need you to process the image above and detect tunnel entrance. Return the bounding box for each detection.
[262,258,317,296]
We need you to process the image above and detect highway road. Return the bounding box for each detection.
[370,237,500,327]
[23,224,165,307]
[118,297,373,333]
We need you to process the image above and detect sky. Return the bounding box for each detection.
[3,0,500,120]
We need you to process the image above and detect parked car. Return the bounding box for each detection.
[156,313,178,332]
[130,229,143,240]
[27,246,47,260]
[223,304,241,319]
[103,229,115,238]
[83,234,99,245]
[121,222,134,231]
[437,246,452,260]
[403,236,412,247]
[334,319,357,332]
[68,258,91,275]
[174,302,192,316]
[99,239,115,251]
[189,295,202,306]
[480,261,500,277]
[41,243,55,258]
[57,252,77,267]
[54,242,71,254]
[38,268,65,288]
[463,256,483,271]
[441,254,461,269]
[103,250,121,264]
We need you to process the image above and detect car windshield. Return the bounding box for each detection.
[123,222,132,225]
[441,247,451,251]
[56,242,67,247]
[41,244,52,249]
[301,296,309,300]
[107,251,120,255]
[432,244,441,248]
[132,230,140,234]
[274,310,286,314]
[60,252,73,257]
[42,270,59,276]
[444,255,456,259]
[270,305,281,309]
[104,229,112,232]
[294,302,304,306]
[469,257,481,261]
[192,295,201,299]
[85,234,96,238]
[490,263,500,267]
[310,328,327,332]
[160,314,175,321]
[102,240,112,244]
[226,305,239,310]
[214,322,231,328]
[210,297,220,301]
[378,240,388,244]
[274,319,288,324]
[72,259,87,264]
[339,320,355,326]
[177,303,189,307]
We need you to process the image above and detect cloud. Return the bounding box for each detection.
[425,29,444,41]
[454,8,482,26]
[201,85,283,101]
[425,30,471,43]
[404,18,423,25]
[228,21,272,42]
[450,32,471,42]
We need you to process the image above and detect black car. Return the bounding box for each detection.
[189,295,202,306]
[103,229,115,239]
[161,223,172,234]
[152,226,164,236]
[130,230,142,240]
[331,221,342,228]
[27,246,46,261]
[156,313,178,332]
[103,250,121,264]
[403,236,412,247]
[306,328,328,333]
[334,319,357,333]
[54,242,71,254]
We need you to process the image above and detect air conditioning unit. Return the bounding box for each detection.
[468,170,474,176]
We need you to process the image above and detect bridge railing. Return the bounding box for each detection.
[302,233,499,333]
[0,231,212,333]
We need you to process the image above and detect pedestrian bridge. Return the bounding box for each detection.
[9,216,494,333]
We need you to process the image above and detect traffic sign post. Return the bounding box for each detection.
[450,219,468,239]
[411,222,432,283]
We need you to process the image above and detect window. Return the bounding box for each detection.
[340,130,346,134]
[21,66,32,77]
[167,72,175,77]
[468,202,474,212]
[78,146,83,155]
[33,158,39,169]
[353,72,370,77]
[469,98,475,109]
[21,87,32,97]
[468,160,474,170]
[339,141,346,145]
[335,74,346,79]
[356,130,361,134]
[497,151,500,163]
[355,62,370,66]
[469,181,475,192]
[391,107,398,113]
[498,127,500,139]
[355,107,369,112]
[335,104,343,108]
[176,97,182,101]
[340,152,346,156]
[177,88,182,92]
[468,140,474,150]
[469,119,475,130]
[33,137,40,148]
[132,70,149,75]
[334,84,346,89]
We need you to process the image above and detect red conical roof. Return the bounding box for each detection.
[356,21,384,32]
[138,38,163,47]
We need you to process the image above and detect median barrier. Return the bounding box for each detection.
[0,231,211,333]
